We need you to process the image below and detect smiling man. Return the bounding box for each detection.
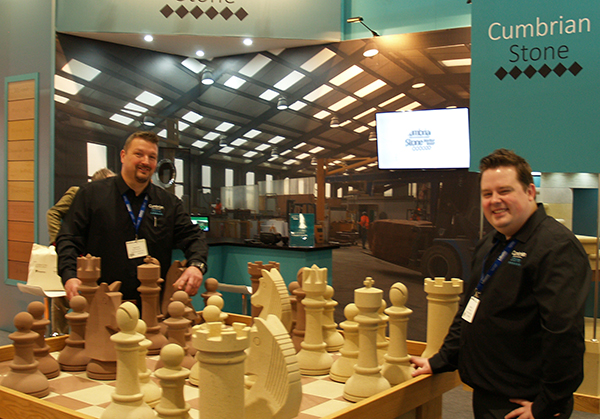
[57,131,208,304]
[411,149,590,419]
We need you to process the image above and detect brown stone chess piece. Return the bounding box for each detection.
[1,312,49,398]
[161,260,187,318]
[27,301,60,379]
[248,261,280,317]
[155,301,194,371]
[77,254,101,307]
[58,295,90,371]
[138,256,168,356]
[200,277,221,307]
[172,290,198,357]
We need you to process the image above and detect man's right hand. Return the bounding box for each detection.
[64,278,82,300]
[410,356,433,377]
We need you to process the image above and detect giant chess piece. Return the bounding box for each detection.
[27,301,60,379]
[172,290,198,357]
[329,303,360,383]
[161,260,187,319]
[376,300,389,365]
[188,304,227,387]
[288,280,300,332]
[138,256,168,356]
[420,277,463,359]
[291,267,307,353]
[0,312,49,398]
[201,277,222,307]
[155,344,192,419]
[193,321,251,419]
[381,282,414,386]
[252,267,293,332]
[58,295,90,371]
[323,285,344,352]
[344,277,391,402]
[136,320,162,408]
[248,261,280,317]
[297,264,333,375]
[77,254,101,307]
[155,301,194,370]
[101,302,155,419]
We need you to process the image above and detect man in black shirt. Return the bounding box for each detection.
[56,131,208,302]
[411,149,590,419]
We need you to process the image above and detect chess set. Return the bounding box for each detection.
[0,256,463,419]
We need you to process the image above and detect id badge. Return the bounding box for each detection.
[126,238,148,259]
[462,296,480,323]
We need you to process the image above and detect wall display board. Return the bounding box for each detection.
[470,0,600,173]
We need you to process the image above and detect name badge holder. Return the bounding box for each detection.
[123,193,149,259]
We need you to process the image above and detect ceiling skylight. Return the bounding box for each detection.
[110,114,135,125]
[283,159,298,165]
[178,121,190,131]
[54,94,69,104]
[355,166,367,172]
[293,142,307,149]
[274,71,305,91]
[192,140,209,149]
[219,146,234,154]
[62,59,101,82]
[441,58,472,67]
[243,151,258,158]
[203,132,221,141]
[182,111,203,123]
[224,76,246,89]
[379,93,406,107]
[328,96,357,112]
[239,54,271,77]
[296,153,310,160]
[136,91,163,107]
[342,154,355,160]
[354,126,369,133]
[301,48,336,72]
[289,101,307,111]
[125,102,148,113]
[54,75,85,95]
[329,65,363,86]
[215,122,235,132]
[398,101,422,111]
[157,129,167,138]
[255,144,270,151]
[314,110,331,120]
[309,146,324,153]
[281,149,292,156]
[340,120,352,127]
[303,85,333,102]
[268,136,285,144]
[231,138,247,146]
[354,108,377,120]
[355,80,387,97]
[181,58,206,74]
[259,89,279,101]
[244,130,261,138]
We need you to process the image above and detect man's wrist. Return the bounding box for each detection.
[188,261,207,274]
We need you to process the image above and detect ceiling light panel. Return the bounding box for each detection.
[182,111,203,123]
[281,149,292,156]
[354,108,377,120]
[239,54,271,77]
[224,76,246,89]
[125,102,148,113]
[157,130,167,138]
[289,101,307,111]
[243,151,258,158]
[355,166,367,172]
[203,132,221,140]
[244,129,262,138]
[231,138,247,146]
[178,121,190,131]
[296,153,310,160]
[301,48,336,72]
[293,142,307,149]
[354,126,369,133]
[328,96,357,112]
[136,91,163,106]
[343,154,355,160]
[379,93,406,107]
[192,140,209,149]
[268,136,285,144]
[122,109,141,117]
[219,146,234,154]
[309,146,324,153]
[215,122,235,132]
[355,79,387,97]
[54,75,85,95]
[255,144,270,151]
[398,101,422,111]
[441,58,472,67]
[259,89,279,101]
[329,65,363,86]
[54,94,69,104]
[284,159,297,165]
[62,59,101,82]
[314,110,331,119]
[303,85,333,102]
[181,58,206,74]
[110,114,134,125]
[273,70,305,91]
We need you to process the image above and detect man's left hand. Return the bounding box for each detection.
[506,399,534,419]
[173,266,204,296]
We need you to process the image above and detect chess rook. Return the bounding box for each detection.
[77,254,101,307]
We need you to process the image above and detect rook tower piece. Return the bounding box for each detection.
[101,302,155,419]
[420,277,463,359]
[297,264,333,375]
[137,256,168,356]
[77,254,101,306]
[58,295,90,371]
[381,282,414,385]
[155,344,191,419]
[344,277,391,402]
[27,301,60,378]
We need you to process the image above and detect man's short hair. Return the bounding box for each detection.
[479,148,533,191]
[123,131,160,151]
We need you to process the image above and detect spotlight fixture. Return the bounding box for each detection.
[243,38,253,46]
[219,138,227,147]
[201,69,214,86]
[277,96,288,110]
[363,40,379,58]
[144,34,154,42]
[311,157,317,166]
[142,116,155,127]
[271,147,279,158]
[368,131,377,141]
[411,79,426,89]
[330,116,340,128]
[346,16,380,37]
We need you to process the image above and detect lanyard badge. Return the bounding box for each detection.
[123,193,149,259]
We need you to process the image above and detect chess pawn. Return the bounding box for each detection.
[155,301,194,370]
[172,290,198,357]
[155,344,192,419]
[420,277,463,359]
[101,302,155,419]
[329,303,360,383]
[376,300,390,365]
[291,268,306,353]
[288,280,300,331]
[0,312,49,398]
[206,294,228,323]
[323,285,344,352]
[344,277,391,402]
[381,282,414,386]
[161,260,187,318]
[201,277,222,307]
[58,295,90,371]
[136,320,162,408]
[77,254,101,307]
[138,257,168,356]
[27,301,60,379]
[297,265,333,375]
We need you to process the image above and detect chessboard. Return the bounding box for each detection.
[0,335,461,419]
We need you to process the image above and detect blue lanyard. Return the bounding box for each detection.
[476,238,518,297]
[122,193,148,238]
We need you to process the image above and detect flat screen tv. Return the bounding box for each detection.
[375,108,470,170]
[190,215,210,232]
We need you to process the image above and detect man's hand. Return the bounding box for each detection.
[64,278,82,300]
[410,356,432,377]
[506,399,535,419]
[173,266,204,296]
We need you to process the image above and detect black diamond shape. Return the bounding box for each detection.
[538,64,551,78]
[206,6,218,19]
[524,65,536,78]
[160,5,174,18]
[509,66,522,79]
[235,7,248,21]
[221,7,233,20]
[495,67,508,80]
[569,62,583,76]
[176,5,188,18]
[191,6,203,19]
[554,63,566,76]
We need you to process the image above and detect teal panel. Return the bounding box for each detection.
[470,1,600,173]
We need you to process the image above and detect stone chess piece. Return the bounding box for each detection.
[291,268,307,353]
[136,319,162,408]
[329,303,360,383]
[381,282,414,386]
[420,277,463,359]
[27,301,60,379]
[58,295,90,371]
[137,256,168,356]
[252,267,292,332]
[200,277,222,307]
[77,254,101,307]
[171,290,198,357]
[161,260,186,319]
[344,277,391,402]
[323,284,344,352]
[248,261,280,317]
[288,280,300,332]
[376,299,389,365]
[155,301,194,370]
[155,344,192,419]
[0,311,49,398]
[297,264,333,375]
[101,302,155,419]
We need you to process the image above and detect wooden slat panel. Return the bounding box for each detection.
[8,241,33,263]
[8,260,28,282]
[7,120,35,141]
[8,140,35,161]
[8,161,35,181]
[8,201,34,221]
[7,181,34,201]
[7,79,35,101]
[7,99,35,121]
[8,221,34,242]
